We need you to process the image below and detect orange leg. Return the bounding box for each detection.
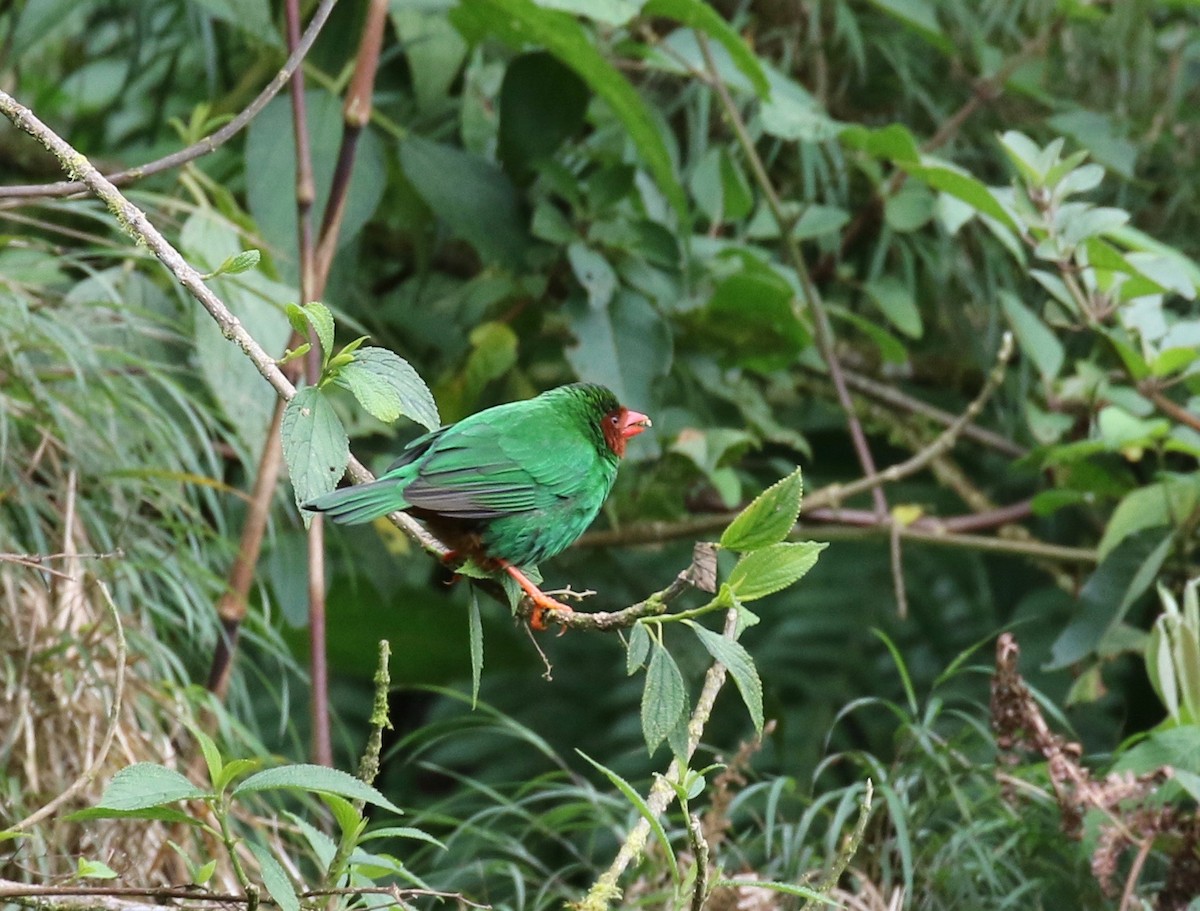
[500,561,574,631]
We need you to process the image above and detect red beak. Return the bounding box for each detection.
[620,409,652,439]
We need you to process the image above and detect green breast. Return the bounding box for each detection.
[480,457,618,566]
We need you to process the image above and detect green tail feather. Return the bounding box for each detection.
[303,479,408,525]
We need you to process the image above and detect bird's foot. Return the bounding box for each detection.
[527,591,575,632]
[500,561,576,632]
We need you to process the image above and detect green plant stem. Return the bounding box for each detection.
[580,608,738,910]
[217,798,253,891]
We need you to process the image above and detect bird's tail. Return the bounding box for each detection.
[303,479,408,525]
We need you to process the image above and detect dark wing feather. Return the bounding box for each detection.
[399,397,604,519]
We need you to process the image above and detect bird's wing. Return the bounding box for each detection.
[400,403,597,519]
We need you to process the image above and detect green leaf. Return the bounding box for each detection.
[865,0,949,51]
[183,210,292,456]
[201,249,260,280]
[1150,347,1198,378]
[65,806,200,826]
[685,257,807,371]
[181,720,223,791]
[864,276,923,339]
[321,792,367,848]
[296,301,335,360]
[576,750,680,885]
[566,290,670,426]
[390,8,468,110]
[498,51,589,183]
[727,541,826,601]
[828,304,909,365]
[245,91,385,286]
[720,467,804,552]
[399,135,529,268]
[95,764,208,811]
[453,0,686,218]
[468,590,483,709]
[685,621,764,732]
[193,859,217,886]
[568,243,618,310]
[711,879,835,905]
[247,841,300,911]
[233,764,403,815]
[335,347,440,430]
[999,290,1064,381]
[76,858,119,880]
[281,386,350,511]
[1098,477,1200,559]
[904,159,1019,233]
[641,642,688,754]
[884,182,935,232]
[627,622,651,674]
[642,0,769,98]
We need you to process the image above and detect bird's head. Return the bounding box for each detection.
[602,405,652,457]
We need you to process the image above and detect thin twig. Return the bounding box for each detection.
[0,0,340,201]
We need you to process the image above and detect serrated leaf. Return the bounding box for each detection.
[95,764,208,811]
[233,764,403,815]
[468,590,483,709]
[282,386,350,511]
[247,841,299,911]
[627,622,651,674]
[336,347,440,430]
[727,541,827,601]
[720,467,804,552]
[203,249,260,279]
[685,621,764,732]
[299,301,335,359]
[641,643,688,754]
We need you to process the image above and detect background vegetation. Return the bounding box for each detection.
[1,0,1199,908]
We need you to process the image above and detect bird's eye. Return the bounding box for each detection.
[610,415,619,425]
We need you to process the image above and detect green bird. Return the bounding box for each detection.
[303,383,651,628]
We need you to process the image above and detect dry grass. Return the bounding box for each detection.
[1,479,200,885]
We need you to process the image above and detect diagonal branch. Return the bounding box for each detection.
[0,87,448,564]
